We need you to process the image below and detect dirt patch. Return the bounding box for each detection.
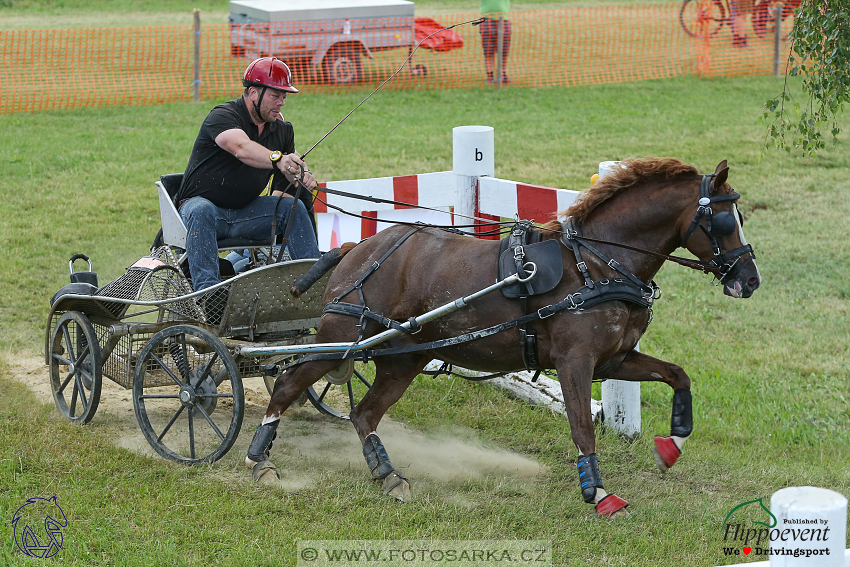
[6,353,547,496]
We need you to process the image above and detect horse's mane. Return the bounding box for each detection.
[561,157,699,225]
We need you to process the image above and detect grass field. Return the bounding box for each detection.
[1,1,850,566]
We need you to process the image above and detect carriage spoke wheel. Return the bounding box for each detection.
[49,311,102,424]
[261,358,372,420]
[307,360,372,420]
[132,325,244,464]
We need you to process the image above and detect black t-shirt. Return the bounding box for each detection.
[177,97,295,210]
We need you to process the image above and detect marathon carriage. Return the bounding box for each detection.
[44,174,532,465]
[44,175,375,465]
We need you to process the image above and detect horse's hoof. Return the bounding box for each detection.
[652,435,681,473]
[381,471,411,502]
[251,460,281,485]
[595,494,629,517]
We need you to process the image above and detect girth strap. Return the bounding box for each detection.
[507,221,543,371]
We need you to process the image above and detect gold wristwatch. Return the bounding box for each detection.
[270,150,283,171]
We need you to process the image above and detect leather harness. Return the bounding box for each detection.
[267,221,658,376]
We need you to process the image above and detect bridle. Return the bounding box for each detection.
[680,174,755,283]
[559,174,755,283]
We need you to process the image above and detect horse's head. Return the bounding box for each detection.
[679,161,761,298]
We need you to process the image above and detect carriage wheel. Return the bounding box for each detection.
[132,325,244,464]
[49,311,102,424]
[306,360,372,420]
[678,0,726,38]
[261,358,371,420]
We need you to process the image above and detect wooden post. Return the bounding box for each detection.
[193,9,201,102]
[495,15,504,89]
[452,125,494,219]
[773,2,783,77]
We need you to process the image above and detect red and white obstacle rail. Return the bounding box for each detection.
[311,126,639,436]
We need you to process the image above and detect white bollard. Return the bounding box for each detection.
[601,379,641,438]
[453,125,494,220]
[769,487,847,566]
[596,160,641,438]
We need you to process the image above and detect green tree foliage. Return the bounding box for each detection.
[764,0,850,154]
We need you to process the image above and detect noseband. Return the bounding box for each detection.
[681,174,755,283]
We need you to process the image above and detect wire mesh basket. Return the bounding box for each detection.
[95,248,205,322]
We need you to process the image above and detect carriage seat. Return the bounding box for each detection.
[156,173,273,251]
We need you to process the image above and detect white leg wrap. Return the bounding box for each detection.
[592,488,609,505]
[672,435,688,451]
[261,413,281,426]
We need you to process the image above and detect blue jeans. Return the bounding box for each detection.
[180,195,320,291]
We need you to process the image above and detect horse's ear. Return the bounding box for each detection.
[713,160,729,189]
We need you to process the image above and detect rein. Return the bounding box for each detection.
[560,231,726,276]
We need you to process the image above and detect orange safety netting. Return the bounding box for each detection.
[0,3,794,114]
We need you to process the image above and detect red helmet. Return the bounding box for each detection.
[242,57,298,93]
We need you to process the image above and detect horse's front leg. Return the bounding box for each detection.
[607,349,692,473]
[556,356,629,517]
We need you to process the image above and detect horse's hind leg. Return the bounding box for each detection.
[245,359,342,484]
[556,356,630,517]
[349,355,428,502]
[607,350,693,473]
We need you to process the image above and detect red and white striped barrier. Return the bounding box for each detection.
[313,173,580,250]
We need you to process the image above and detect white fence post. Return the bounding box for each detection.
[452,125,494,220]
[770,487,848,566]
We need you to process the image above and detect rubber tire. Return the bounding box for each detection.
[679,0,726,38]
[49,311,102,424]
[261,359,370,420]
[306,366,372,420]
[133,325,244,464]
[322,45,363,86]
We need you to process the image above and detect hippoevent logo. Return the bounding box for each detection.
[721,497,832,559]
[10,495,68,559]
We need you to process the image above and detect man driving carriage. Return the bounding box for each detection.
[175,56,321,292]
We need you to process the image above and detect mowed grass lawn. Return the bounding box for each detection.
[1,30,849,567]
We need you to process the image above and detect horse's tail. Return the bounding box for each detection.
[290,242,358,297]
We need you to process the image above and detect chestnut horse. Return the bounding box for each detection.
[245,157,761,516]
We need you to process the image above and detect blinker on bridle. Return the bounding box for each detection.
[681,174,754,283]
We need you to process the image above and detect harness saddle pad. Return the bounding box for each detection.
[498,239,564,298]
